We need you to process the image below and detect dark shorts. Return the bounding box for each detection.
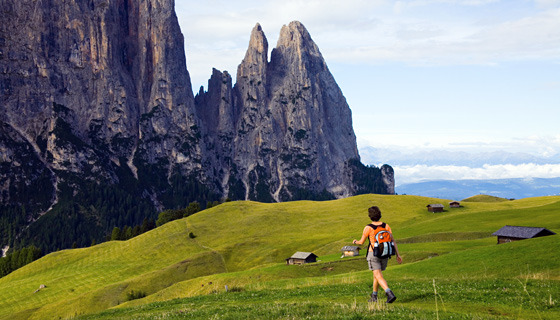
[367,254,388,271]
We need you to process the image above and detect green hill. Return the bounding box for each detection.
[0,194,559,319]
[462,194,511,202]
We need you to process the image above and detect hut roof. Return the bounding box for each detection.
[427,204,444,208]
[289,252,317,260]
[341,246,360,251]
[492,225,556,239]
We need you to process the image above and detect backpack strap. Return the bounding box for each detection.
[368,222,386,229]
[365,224,376,258]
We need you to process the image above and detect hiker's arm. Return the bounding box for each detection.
[353,226,370,245]
[391,233,403,264]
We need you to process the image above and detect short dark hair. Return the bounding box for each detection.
[368,206,381,221]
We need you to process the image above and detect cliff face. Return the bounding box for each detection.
[0,0,203,205]
[0,1,393,251]
[196,22,393,202]
[0,0,206,249]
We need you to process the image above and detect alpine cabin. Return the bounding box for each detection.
[427,204,444,213]
[341,246,360,257]
[449,201,461,208]
[492,225,556,244]
[286,252,318,265]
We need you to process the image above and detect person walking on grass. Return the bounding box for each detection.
[353,206,402,303]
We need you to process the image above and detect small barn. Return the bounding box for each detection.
[341,246,360,258]
[286,252,318,265]
[449,201,461,208]
[492,225,556,244]
[427,204,444,213]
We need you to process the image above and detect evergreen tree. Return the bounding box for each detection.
[132,225,141,237]
[124,226,133,240]
[185,201,201,217]
[111,227,121,241]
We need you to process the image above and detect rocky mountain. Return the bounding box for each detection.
[196,22,393,201]
[0,0,393,252]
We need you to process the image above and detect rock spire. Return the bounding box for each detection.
[196,21,392,201]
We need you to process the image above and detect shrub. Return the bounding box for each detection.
[126,290,146,301]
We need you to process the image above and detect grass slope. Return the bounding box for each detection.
[0,194,559,319]
[463,194,511,202]
[82,236,560,320]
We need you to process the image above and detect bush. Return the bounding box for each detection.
[156,209,184,227]
[126,290,146,301]
[156,201,201,227]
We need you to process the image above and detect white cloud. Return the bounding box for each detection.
[325,7,560,65]
[358,134,560,160]
[535,0,560,9]
[359,134,560,185]
[395,163,560,185]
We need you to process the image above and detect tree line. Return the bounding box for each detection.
[0,245,42,278]
[0,199,222,278]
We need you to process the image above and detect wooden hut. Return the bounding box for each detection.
[286,252,318,265]
[427,204,444,212]
[492,225,556,244]
[340,246,361,258]
[449,201,461,208]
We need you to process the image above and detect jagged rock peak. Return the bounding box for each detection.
[237,23,269,82]
[270,21,326,78]
[276,21,320,54]
[248,23,268,55]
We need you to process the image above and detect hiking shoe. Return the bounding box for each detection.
[368,293,378,302]
[386,290,396,303]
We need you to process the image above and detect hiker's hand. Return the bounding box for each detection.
[352,239,357,244]
[396,255,402,264]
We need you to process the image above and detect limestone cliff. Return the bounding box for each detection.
[0,0,205,250]
[196,22,394,201]
[0,0,205,198]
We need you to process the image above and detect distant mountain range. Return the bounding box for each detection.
[397,177,560,200]
[360,145,560,199]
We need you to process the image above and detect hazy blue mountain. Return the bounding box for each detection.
[397,177,560,200]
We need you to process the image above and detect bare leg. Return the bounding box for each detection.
[373,270,388,291]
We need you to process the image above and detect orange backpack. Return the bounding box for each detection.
[366,223,395,259]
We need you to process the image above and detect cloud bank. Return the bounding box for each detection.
[359,137,560,186]
[394,163,560,186]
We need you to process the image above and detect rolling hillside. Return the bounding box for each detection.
[0,194,559,319]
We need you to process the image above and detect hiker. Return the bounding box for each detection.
[353,206,402,303]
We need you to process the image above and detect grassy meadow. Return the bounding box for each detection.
[0,194,558,319]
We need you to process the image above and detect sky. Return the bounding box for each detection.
[174,0,560,185]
